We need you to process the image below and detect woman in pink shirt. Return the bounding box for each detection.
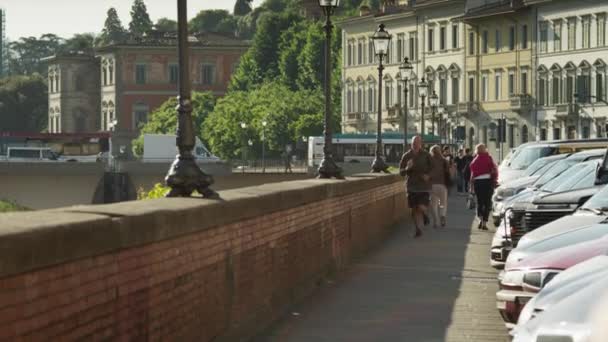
[468,144,498,230]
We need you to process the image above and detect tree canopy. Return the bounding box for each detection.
[98,7,127,46]
[234,0,253,16]
[155,18,177,32]
[0,75,48,132]
[129,0,154,37]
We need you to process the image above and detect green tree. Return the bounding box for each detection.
[129,0,153,37]
[0,75,48,131]
[132,92,217,156]
[8,34,64,75]
[62,33,96,53]
[155,18,177,32]
[204,81,325,160]
[278,22,308,90]
[189,10,233,33]
[228,51,263,92]
[296,22,325,90]
[98,8,127,46]
[234,0,253,16]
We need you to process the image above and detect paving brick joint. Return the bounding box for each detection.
[256,195,508,342]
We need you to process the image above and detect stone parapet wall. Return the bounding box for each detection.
[0,174,407,341]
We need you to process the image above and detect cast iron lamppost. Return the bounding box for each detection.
[240,122,247,174]
[399,57,413,150]
[261,119,267,173]
[418,77,428,135]
[317,0,343,179]
[165,0,216,198]
[429,90,439,137]
[370,23,391,173]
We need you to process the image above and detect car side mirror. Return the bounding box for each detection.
[596,165,608,185]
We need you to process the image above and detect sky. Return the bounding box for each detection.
[1,0,265,40]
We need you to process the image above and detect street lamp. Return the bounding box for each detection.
[429,90,439,137]
[107,119,118,172]
[370,23,391,173]
[240,122,247,174]
[165,0,216,198]
[399,57,413,150]
[317,0,343,179]
[418,77,428,136]
[261,120,267,173]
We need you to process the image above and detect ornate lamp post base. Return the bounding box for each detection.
[318,157,344,179]
[371,157,389,173]
[165,155,218,198]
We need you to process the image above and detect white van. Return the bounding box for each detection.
[6,147,61,162]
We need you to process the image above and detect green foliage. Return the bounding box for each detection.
[155,18,177,32]
[0,200,30,213]
[132,92,217,156]
[61,33,96,53]
[203,81,326,160]
[296,22,326,90]
[278,22,308,90]
[137,183,170,200]
[129,0,154,37]
[228,51,263,92]
[189,10,236,35]
[0,75,48,131]
[234,0,253,16]
[8,34,64,75]
[99,8,127,46]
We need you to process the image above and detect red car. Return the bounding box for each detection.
[496,234,608,328]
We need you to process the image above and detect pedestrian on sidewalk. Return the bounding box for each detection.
[429,145,451,228]
[399,135,432,238]
[468,143,498,231]
[461,148,474,195]
[442,145,457,195]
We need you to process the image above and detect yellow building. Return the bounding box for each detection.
[459,0,535,158]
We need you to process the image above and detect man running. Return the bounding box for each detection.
[399,135,433,238]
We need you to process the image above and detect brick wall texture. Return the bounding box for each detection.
[0,175,406,341]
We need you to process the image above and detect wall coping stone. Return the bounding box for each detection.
[0,173,402,278]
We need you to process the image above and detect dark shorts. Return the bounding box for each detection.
[408,192,430,208]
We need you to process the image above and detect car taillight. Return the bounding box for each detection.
[510,226,518,236]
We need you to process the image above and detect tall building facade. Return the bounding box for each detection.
[340,0,608,158]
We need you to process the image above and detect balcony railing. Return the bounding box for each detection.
[509,94,532,112]
[556,103,580,116]
[457,102,478,114]
[344,112,363,124]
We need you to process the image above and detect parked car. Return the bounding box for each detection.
[511,266,608,342]
[515,183,608,250]
[492,149,605,226]
[490,158,603,268]
[492,155,568,226]
[496,234,608,328]
[515,255,608,330]
[497,139,608,186]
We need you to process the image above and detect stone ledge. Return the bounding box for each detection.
[0,174,403,279]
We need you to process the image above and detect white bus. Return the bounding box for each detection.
[307,133,445,167]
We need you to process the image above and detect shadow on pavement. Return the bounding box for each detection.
[254,195,506,342]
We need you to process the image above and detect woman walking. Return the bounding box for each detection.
[469,144,498,230]
[429,145,450,228]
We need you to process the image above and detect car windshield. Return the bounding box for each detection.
[500,149,517,168]
[534,159,574,187]
[523,158,551,176]
[551,161,598,193]
[541,162,589,193]
[530,160,560,177]
[509,146,557,170]
[582,185,608,210]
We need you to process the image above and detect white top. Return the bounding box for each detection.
[474,174,491,180]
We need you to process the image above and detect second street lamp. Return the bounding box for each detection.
[429,90,439,137]
[370,23,391,173]
[317,0,343,179]
[240,122,247,174]
[261,120,267,173]
[418,77,428,136]
[399,57,413,151]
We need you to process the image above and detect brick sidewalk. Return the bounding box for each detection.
[255,194,508,342]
